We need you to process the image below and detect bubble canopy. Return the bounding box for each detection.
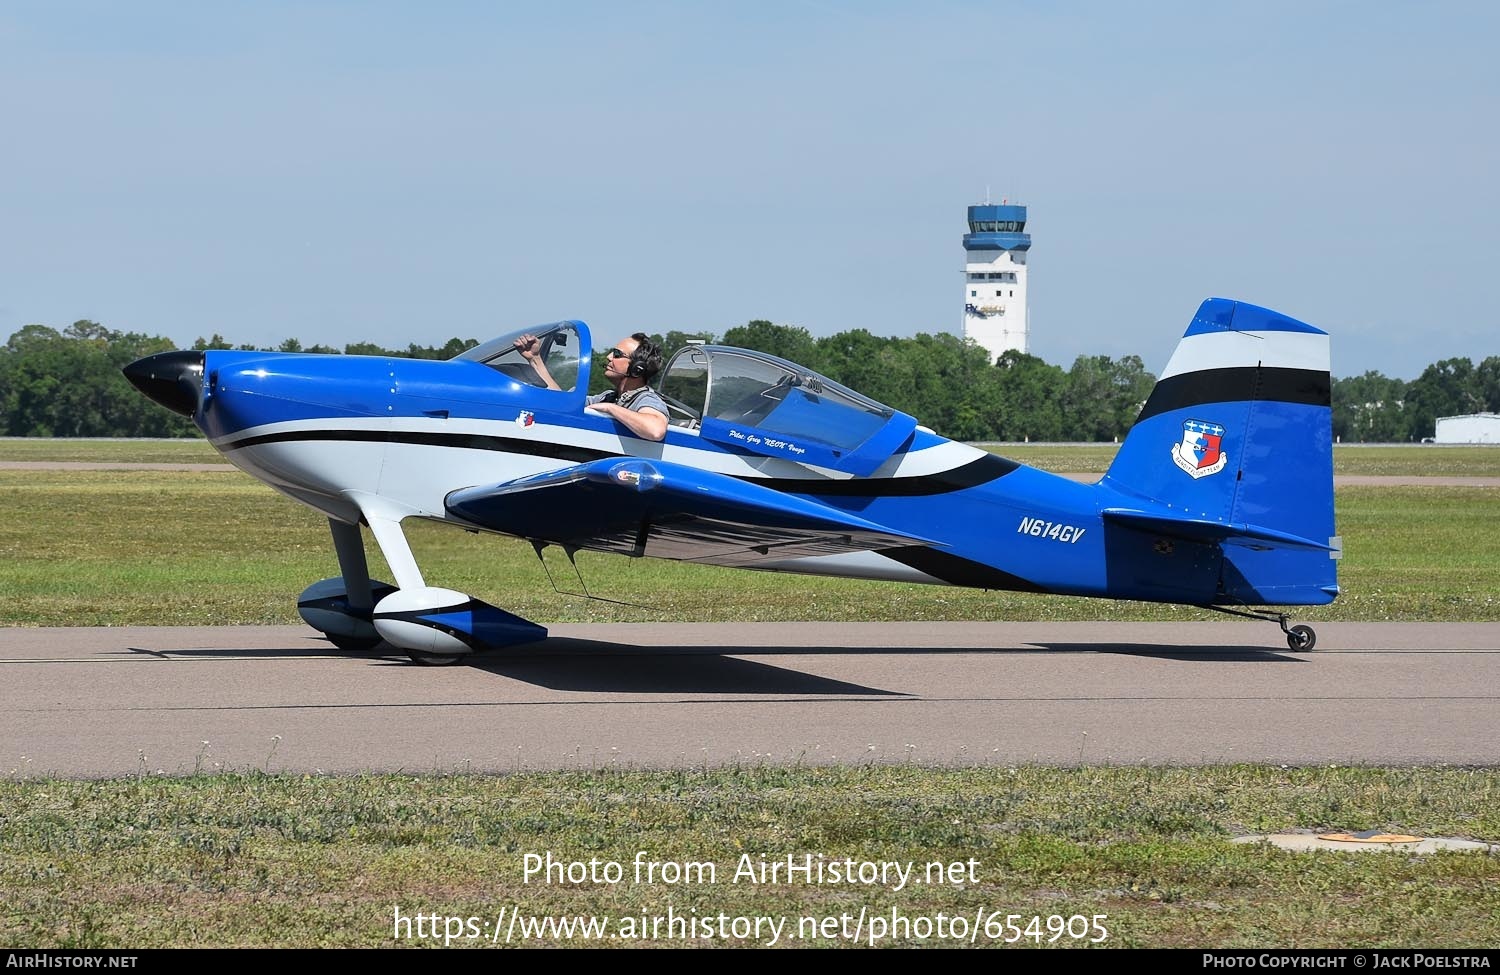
[657,345,917,475]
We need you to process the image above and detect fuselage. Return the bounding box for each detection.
[126,299,1339,613]
[188,347,1144,598]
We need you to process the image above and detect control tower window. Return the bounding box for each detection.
[969,220,1026,233]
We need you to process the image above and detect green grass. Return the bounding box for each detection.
[0,766,1495,948]
[4,438,1498,474]
[2,472,1497,625]
[1334,487,1500,620]
[0,437,218,464]
[983,444,1500,476]
[1329,446,1500,477]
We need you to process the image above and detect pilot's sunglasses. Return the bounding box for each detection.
[607,348,630,359]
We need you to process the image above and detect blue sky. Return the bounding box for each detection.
[2,1,1495,378]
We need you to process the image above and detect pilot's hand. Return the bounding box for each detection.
[513,334,541,360]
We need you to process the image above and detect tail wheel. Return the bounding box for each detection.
[1286,625,1317,652]
[1205,606,1323,652]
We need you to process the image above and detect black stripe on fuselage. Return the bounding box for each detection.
[1136,366,1329,424]
[879,546,1049,593]
[224,429,611,465]
[758,453,1018,497]
[219,429,1019,498]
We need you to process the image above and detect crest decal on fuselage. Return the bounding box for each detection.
[1171,419,1228,479]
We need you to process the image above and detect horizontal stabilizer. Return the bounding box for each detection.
[1101,507,1336,553]
[446,458,932,567]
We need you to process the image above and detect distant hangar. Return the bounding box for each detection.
[1434,413,1500,444]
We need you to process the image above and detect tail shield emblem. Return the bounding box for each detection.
[1172,419,1228,479]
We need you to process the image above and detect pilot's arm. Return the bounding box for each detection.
[514,334,561,391]
[587,402,668,442]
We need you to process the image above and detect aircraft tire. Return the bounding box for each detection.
[406,650,469,667]
[1286,625,1316,652]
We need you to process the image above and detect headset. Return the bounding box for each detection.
[626,332,663,380]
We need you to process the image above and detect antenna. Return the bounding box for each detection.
[530,541,647,608]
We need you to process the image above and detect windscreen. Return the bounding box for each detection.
[453,321,582,392]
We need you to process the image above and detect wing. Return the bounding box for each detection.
[445,458,933,568]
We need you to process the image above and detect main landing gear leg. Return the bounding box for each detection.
[363,514,548,666]
[330,518,375,616]
[297,518,395,652]
[1206,606,1317,652]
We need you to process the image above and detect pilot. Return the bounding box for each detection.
[516,331,668,442]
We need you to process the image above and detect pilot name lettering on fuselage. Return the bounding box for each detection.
[727,429,806,455]
[1017,518,1086,544]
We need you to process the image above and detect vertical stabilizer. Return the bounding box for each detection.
[1100,299,1338,605]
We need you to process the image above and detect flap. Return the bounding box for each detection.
[445,458,931,567]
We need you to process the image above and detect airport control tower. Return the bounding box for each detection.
[962,202,1031,361]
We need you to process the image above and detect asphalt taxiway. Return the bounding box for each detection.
[3,622,1497,776]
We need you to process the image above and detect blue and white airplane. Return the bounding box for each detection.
[124,297,1339,664]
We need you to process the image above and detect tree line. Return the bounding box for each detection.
[1,319,1494,443]
[1332,360,1500,442]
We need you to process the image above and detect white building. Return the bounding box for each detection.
[962,202,1030,361]
[1434,413,1500,444]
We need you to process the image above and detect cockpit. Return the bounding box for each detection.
[656,345,916,475]
[451,323,917,474]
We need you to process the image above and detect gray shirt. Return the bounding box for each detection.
[588,386,670,426]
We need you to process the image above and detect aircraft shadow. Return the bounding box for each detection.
[401,637,1303,691]
[454,638,1307,659]
[1026,642,1305,662]
[130,641,901,695]
[127,638,1300,697]
[488,637,1304,663]
[453,639,1302,690]
[124,645,333,660]
[461,653,904,696]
